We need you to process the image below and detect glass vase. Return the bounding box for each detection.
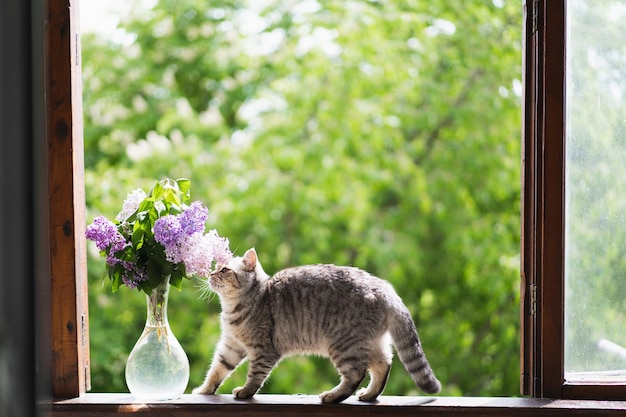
[125,281,189,401]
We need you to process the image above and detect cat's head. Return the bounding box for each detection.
[209,248,268,298]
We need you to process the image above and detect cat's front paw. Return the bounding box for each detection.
[192,385,216,395]
[233,386,255,400]
[320,389,350,404]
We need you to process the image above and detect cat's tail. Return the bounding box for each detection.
[389,308,441,394]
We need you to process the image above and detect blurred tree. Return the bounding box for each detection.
[82,0,522,396]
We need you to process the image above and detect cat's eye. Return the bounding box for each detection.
[220,267,229,273]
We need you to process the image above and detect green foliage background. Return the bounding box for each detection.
[83,0,522,397]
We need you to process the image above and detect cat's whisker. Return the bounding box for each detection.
[193,276,215,301]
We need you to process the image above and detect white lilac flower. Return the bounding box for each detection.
[207,229,232,265]
[115,189,147,222]
[179,233,209,276]
[179,231,232,277]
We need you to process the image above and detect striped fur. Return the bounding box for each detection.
[192,248,441,403]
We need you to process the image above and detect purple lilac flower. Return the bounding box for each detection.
[179,201,208,235]
[153,202,231,278]
[135,267,148,283]
[154,215,183,247]
[120,265,148,289]
[162,238,185,264]
[86,216,126,252]
[120,260,137,271]
[106,254,118,266]
[154,202,210,264]
[122,273,138,289]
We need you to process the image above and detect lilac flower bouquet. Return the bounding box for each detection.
[86,178,232,294]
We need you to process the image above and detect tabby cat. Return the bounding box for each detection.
[192,248,441,403]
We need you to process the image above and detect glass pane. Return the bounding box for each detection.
[565,0,626,381]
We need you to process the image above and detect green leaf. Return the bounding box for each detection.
[177,178,192,203]
[131,228,145,248]
[163,188,181,211]
[169,273,183,291]
[151,180,164,199]
[153,201,167,218]
[110,270,122,293]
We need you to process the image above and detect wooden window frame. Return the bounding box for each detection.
[36,0,625,415]
[520,0,626,401]
[43,0,91,400]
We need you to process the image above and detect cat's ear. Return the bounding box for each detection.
[242,248,257,272]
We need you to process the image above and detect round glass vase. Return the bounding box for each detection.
[125,281,189,401]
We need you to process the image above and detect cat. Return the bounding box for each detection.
[192,248,441,403]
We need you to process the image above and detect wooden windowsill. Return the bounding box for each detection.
[46,393,626,416]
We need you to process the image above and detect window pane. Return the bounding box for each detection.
[565,0,626,381]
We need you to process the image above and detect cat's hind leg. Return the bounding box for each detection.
[357,340,392,402]
[357,362,391,402]
[321,346,368,404]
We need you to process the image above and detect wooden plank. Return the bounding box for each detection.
[46,394,626,417]
[520,0,536,397]
[539,0,566,399]
[563,383,626,401]
[522,0,582,400]
[45,0,90,399]
[521,0,549,399]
